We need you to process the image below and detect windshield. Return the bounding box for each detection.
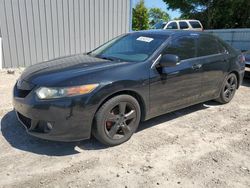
[90,33,168,62]
[152,21,167,29]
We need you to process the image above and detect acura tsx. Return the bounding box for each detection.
[13,30,245,146]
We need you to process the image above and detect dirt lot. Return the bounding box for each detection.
[0,70,250,188]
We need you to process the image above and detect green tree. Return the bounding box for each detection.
[163,0,250,29]
[148,8,170,26]
[132,0,149,31]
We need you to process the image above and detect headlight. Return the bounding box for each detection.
[35,84,99,99]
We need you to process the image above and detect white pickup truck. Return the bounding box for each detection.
[153,19,204,31]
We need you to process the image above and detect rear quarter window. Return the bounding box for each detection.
[217,37,238,55]
[189,21,202,29]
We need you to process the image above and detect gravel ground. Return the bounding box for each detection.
[0,69,250,188]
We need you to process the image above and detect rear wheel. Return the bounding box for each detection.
[93,95,141,146]
[216,73,238,104]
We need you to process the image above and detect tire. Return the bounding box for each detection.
[93,95,141,146]
[216,73,238,104]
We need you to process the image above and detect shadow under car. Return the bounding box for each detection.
[1,101,220,156]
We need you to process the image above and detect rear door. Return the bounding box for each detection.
[149,34,202,117]
[197,35,230,99]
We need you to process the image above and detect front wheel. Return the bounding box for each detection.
[216,73,238,104]
[93,95,141,146]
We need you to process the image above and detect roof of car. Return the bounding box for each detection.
[131,29,209,37]
[170,19,201,22]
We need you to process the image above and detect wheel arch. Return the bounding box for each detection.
[229,70,240,89]
[94,90,147,122]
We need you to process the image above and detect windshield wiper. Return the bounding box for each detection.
[98,55,121,62]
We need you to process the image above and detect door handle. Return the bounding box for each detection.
[192,64,202,70]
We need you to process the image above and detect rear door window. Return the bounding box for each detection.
[189,21,202,29]
[164,36,197,61]
[179,21,189,29]
[198,35,226,57]
[166,22,178,29]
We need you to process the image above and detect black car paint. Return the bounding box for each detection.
[13,30,245,141]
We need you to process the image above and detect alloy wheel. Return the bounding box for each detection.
[105,102,137,140]
[223,75,237,100]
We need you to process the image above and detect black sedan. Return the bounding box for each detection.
[13,30,245,146]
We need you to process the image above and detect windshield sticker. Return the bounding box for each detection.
[136,36,154,43]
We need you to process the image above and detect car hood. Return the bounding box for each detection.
[20,54,127,86]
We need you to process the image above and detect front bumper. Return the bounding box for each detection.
[13,83,96,141]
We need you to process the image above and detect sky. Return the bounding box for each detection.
[133,0,181,19]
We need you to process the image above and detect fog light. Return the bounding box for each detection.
[35,121,54,133]
[47,122,53,130]
[44,122,53,133]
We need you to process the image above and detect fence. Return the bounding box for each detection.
[206,29,250,51]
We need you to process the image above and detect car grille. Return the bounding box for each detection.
[16,112,53,133]
[17,112,32,129]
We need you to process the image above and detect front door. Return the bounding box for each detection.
[149,35,202,117]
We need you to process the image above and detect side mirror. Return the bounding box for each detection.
[159,54,179,67]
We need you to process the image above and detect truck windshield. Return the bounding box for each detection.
[152,21,167,29]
